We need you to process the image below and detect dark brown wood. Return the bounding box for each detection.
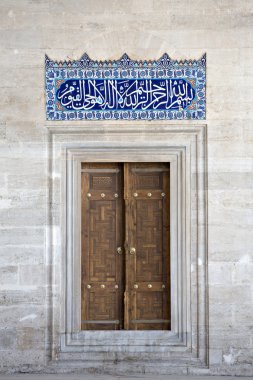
[124,163,170,330]
[81,163,124,330]
[81,162,170,331]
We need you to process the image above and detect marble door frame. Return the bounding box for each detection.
[46,123,208,372]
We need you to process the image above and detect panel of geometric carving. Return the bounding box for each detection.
[124,163,170,330]
[81,162,170,331]
[136,200,163,282]
[89,200,117,282]
[81,163,124,330]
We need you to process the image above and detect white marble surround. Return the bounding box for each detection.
[46,124,208,371]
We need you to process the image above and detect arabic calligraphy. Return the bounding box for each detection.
[45,53,206,120]
[56,78,195,111]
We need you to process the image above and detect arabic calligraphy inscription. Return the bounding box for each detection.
[45,53,206,120]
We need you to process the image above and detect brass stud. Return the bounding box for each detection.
[161,192,166,197]
[117,247,122,254]
[133,192,138,197]
[130,247,136,255]
[147,192,152,197]
[115,284,119,289]
[101,284,105,289]
[148,284,152,288]
[101,193,105,198]
[87,193,91,197]
[134,284,138,289]
[162,284,166,289]
[114,193,118,198]
[87,284,91,289]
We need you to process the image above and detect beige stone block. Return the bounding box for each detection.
[209,284,252,304]
[208,107,253,121]
[209,248,252,263]
[0,246,43,266]
[2,189,46,209]
[7,174,47,191]
[5,121,45,143]
[0,88,44,123]
[209,141,253,160]
[0,26,43,50]
[208,158,253,174]
[209,330,251,348]
[0,304,45,328]
[1,66,42,89]
[209,303,233,325]
[243,123,253,143]
[0,208,46,227]
[208,86,253,108]
[19,265,44,286]
[0,328,16,349]
[240,47,253,76]
[0,142,44,159]
[233,304,253,326]
[0,0,49,29]
[207,121,244,142]
[232,263,253,284]
[209,224,253,255]
[0,266,18,286]
[17,327,44,350]
[209,262,234,285]
[0,227,44,245]
[208,189,253,212]
[0,47,43,68]
[0,348,45,366]
[0,122,6,140]
[0,288,44,306]
[0,157,44,176]
[208,172,253,190]
[208,194,253,227]
[209,349,223,365]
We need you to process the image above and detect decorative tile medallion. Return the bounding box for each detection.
[45,53,206,121]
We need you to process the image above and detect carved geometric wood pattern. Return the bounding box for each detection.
[91,175,114,189]
[136,200,163,282]
[136,174,161,189]
[81,162,170,331]
[89,200,117,282]
[81,163,124,330]
[124,163,170,330]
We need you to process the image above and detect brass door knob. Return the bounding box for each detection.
[129,247,136,255]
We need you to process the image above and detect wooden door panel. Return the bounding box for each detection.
[136,199,163,282]
[81,162,170,331]
[81,163,124,330]
[124,163,170,330]
[82,290,119,330]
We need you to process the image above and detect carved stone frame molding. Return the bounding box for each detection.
[46,123,208,374]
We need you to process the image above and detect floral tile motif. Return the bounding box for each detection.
[45,53,206,121]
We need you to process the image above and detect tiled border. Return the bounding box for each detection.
[45,54,206,121]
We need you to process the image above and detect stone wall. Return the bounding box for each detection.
[0,0,252,375]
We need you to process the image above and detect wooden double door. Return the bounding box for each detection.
[81,162,170,330]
